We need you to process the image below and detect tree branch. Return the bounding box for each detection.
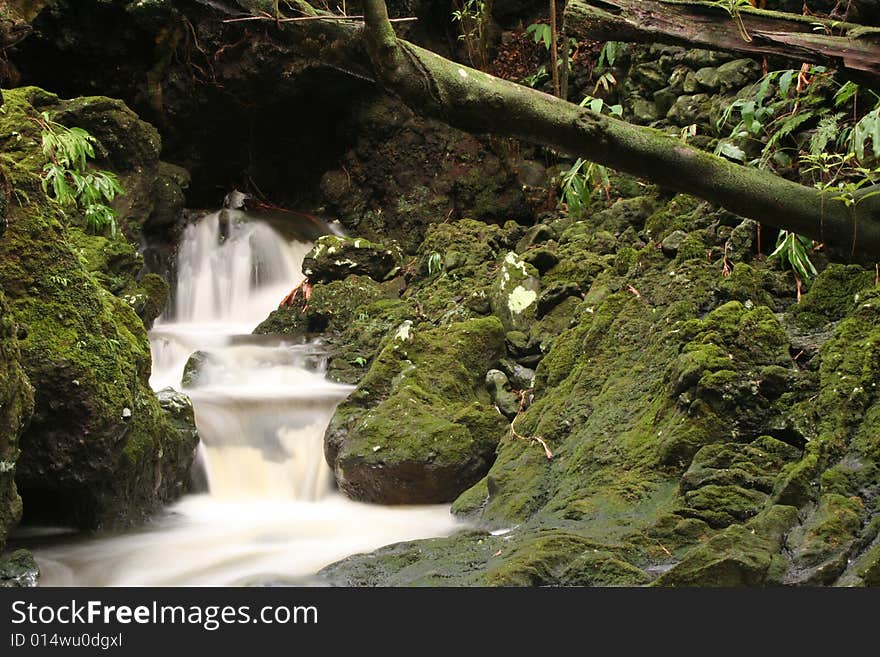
[265,0,879,262]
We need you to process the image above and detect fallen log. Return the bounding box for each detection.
[564,0,880,80]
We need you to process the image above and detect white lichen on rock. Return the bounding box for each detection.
[394,320,413,342]
[508,285,537,314]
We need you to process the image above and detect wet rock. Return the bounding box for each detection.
[156,387,199,447]
[783,493,862,585]
[660,230,689,256]
[0,549,39,588]
[522,247,559,275]
[485,369,521,419]
[497,358,535,390]
[694,59,762,94]
[0,290,33,549]
[302,235,401,284]
[516,224,555,253]
[326,317,507,504]
[181,351,218,389]
[655,506,798,586]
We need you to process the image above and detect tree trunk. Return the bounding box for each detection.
[564,0,880,82]
[235,0,880,263]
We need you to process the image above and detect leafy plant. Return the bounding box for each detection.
[769,231,817,300]
[579,94,623,117]
[452,0,493,70]
[427,251,444,276]
[522,65,550,88]
[558,157,611,217]
[526,22,552,50]
[597,41,624,69]
[526,21,579,92]
[709,0,753,42]
[35,112,122,235]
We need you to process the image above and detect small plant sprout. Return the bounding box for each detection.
[710,0,754,42]
[769,231,817,302]
[427,251,444,276]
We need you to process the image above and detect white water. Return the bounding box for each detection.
[32,210,459,586]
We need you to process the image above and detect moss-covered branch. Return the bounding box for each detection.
[564,0,880,81]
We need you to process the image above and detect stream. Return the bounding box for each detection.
[26,210,460,586]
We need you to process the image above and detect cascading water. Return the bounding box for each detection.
[30,210,460,586]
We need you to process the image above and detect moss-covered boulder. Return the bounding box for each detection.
[655,506,798,586]
[0,289,33,549]
[0,548,39,588]
[302,235,401,284]
[0,87,196,528]
[325,316,507,504]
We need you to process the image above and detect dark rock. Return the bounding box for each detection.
[497,357,536,390]
[660,230,689,256]
[536,283,581,318]
[522,247,559,275]
[0,549,39,588]
[302,235,401,284]
[485,369,521,419]
[516,224,556,253]
[694,59,762,94]
[0,290,33,549]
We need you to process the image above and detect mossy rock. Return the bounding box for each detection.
[784,493,863,585]
[419,219,510,273]
[0,549,39,588]
[326,316,507,504]
[0,289,33,549]
[302,235,401,284]
[0,87,196,529]
[787,264,875,332]
[654,506,798,586]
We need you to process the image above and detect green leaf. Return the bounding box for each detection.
[717,141,746,162]
[778,70,795,97]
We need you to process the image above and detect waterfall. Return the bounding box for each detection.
[30,210,459,586]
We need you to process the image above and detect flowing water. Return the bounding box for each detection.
[29,210,460,586]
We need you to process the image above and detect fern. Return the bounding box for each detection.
[36,112,122,236]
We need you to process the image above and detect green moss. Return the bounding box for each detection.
[655,506,798,586]
[328,316,507,504]
[0,289,33,549]
[788,264,875,331]
[676,484,767,528]
[483,531,649,586]
[0,87,194,529]
[644,194,703,240]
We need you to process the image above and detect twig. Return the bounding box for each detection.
[222,14,418,24]
[510,390,553,460]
